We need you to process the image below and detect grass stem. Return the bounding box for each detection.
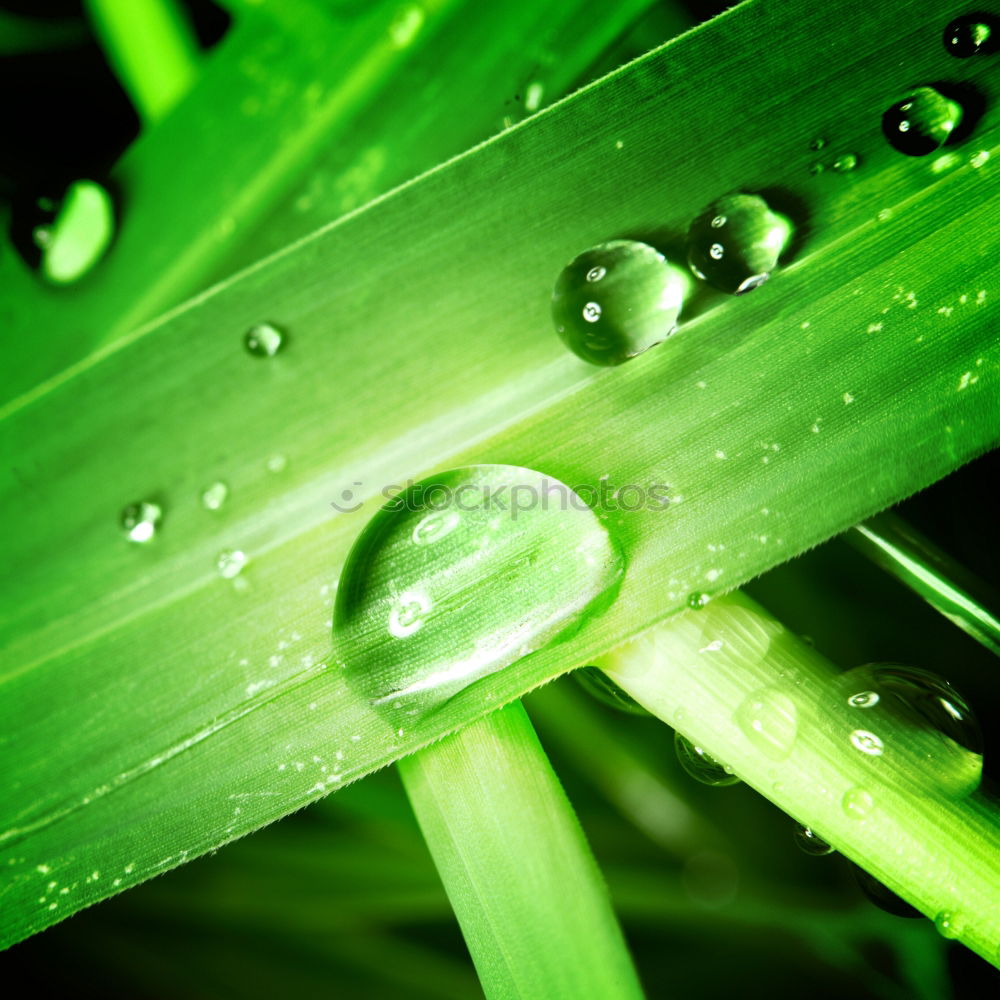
[398,701,644,1000]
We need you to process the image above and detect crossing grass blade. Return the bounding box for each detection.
[1,0,998,947]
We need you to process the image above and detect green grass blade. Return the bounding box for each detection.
[1,0,997,946]
[849,513,1000,656]
[597,591,1000,969]
[85,0,200,124]
[398,702,644,1000]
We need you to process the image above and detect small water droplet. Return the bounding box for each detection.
[574,666,649,716]
[217,549,248,579]
[840,664,982,795]
[849,729,884,756]
[201,481,229,511]
[686,193,792,295]
[674,732,740,786]
[808,137,826,151]
[848,690,879,708]
[120,501,162,543]
[735,688,798,759]
[854,866,922,917]
[244,322,285,357]
[970,149,990,169]
[882,87,963,156]
[551,240,687,366]
[935,910,966,939]
[687,591,711,609]
[842,786,874,820]
[266,454,287,473]
[794,824,835,856]
[832,152,859,173]
[334,466,623,714]
[807,162,824,176]
[943,14,997,57]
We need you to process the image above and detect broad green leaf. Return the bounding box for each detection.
[1,0,998,946]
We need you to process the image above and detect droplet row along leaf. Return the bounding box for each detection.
[1,0,998,946]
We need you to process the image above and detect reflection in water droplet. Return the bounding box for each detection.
[840,664,982,796]
[674,733,740,786]
[735,688,798,759]
[842,786,874,820]
[794,824,835,856]
[574,666,649,716]
[832,153,859,173]
[201,481,229,511]
[334,466,623,715]
[882,87,963,156]
[943,14,996,57]
[551,240,687,366]
[854,866,922,917]
[120,501,162,543]
[217,549,248,578]
[686,193,792,295]
[687,591,711,610]
[935,910,965,939]
[244,322,285,357]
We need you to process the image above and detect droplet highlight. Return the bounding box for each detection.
[333,466,623,715]
[551,240,687,366]
[686,193,792,294]
[244,322,285,357]
[120,501,162,543]
[881,87,963,156]
[674,733,740,786]
[832,153,859,173]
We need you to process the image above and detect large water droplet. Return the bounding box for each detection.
[881,87,963,156]
[735,688,798,759]
[794,824,835,856]
[853,866,922,917]
[120,501,162,543]
[686,193,792,295]
[333,466,623,715]
[244,322,285,357]
[551,240,686,366]
[943,13,997,57]
[574,666,649,716]
[841,663,982,796]
[674,733,740,786]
